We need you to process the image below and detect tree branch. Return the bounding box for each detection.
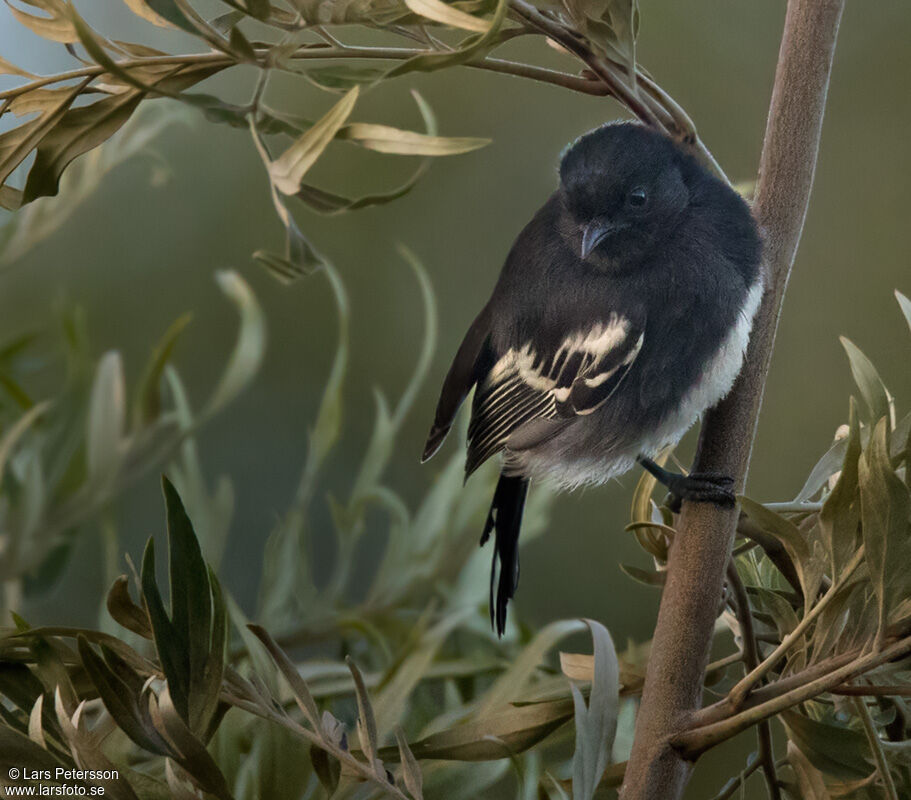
[0,47,606,103]
[674,633,911,758]
[618,1,845,797]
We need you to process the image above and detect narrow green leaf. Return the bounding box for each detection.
[0,402,49,483]
[381,699,574,762]
[571,620,619,800]
[396,727,423,799]
[478,619,586,717]
[818,400,863,578]
[782,709,873,780]
[304,65,387,92]
[86,351,126,485]
[310,747,341,796]
[858,418,911,641]
[148,686,234,800]
[840,336,891,425]
[618,563,665,587]
[132,314,192,427]
[347,656,380,768]
[247,624,321,730]
[76,636,171,755]
[896,290,911,335]
[739,496,820,604]
[140,538,189,721]
[203,271,266,417]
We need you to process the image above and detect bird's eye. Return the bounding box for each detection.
[627,186,648,208]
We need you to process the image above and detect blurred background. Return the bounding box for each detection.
[1,1,910,795]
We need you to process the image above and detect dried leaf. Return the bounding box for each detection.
[22,89,145,203]
[388,0,508,76]
[123,0,174,27]
[0,54,37,78]
[0,78,87,188]
[337,122,489,155]
[402,0,491,32]
[269,87,359,195]
[106,575,153,638]
[6,0,81,42]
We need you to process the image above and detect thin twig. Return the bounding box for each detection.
[831,684,911,697]
[710,756,763,800]
[507,0,660,127]
[726,562,781,800]
[728,545,865,709]
[852,694,900,800]
[0,45,608,105]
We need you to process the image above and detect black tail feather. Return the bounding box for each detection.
[481,474,529,636]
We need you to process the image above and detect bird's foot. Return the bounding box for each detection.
[637,458,736,512]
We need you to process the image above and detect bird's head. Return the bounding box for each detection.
[558,122,694,269]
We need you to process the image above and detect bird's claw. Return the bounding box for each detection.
[664,472,737,512]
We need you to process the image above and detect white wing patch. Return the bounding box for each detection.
[490,315,631,392]
[466,315,643,475]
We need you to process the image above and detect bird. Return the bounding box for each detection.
[421,121,763,635]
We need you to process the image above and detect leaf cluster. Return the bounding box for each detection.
[626,292,911,800]
[0,266,264,616]
[1,0,716,277]
[0,255,633,800]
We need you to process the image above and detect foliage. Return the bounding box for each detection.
[0,256,633,799]
[0,237,909,799]
[625,291,911,799]
[0,0,722,279]
[3,2,911,797]
[0,266,264,617]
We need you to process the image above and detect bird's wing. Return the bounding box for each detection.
[465,314,644,475]
[422,302,495,462]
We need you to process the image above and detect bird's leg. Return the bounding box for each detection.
[636,456,736,511]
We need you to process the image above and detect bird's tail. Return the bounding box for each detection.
[480,474,529,636]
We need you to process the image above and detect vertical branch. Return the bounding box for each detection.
[619,1,845,798]
[726,561,781,800]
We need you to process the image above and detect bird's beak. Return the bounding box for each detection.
[581,220,616,259]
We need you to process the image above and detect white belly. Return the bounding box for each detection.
[635,277,764,458]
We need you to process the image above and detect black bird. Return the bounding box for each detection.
[422,122,763,635]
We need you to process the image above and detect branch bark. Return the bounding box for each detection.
[618,1,845,797]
